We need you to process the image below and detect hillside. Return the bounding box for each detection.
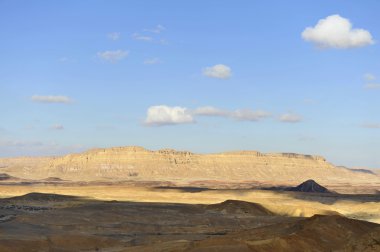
[0,193,379,252]
[0,146,379,185]
[288,179,331,193]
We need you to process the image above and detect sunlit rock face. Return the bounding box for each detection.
[0,146,379,184]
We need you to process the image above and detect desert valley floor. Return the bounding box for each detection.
[0,181,380,251]
[0,147,379,251]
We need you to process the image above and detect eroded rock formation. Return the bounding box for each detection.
[0,146,379,184]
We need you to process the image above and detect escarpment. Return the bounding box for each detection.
[0,146,379,184]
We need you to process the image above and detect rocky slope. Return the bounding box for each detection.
[0,193,379,252]
[288,179,331,193]
[0,146,379,184]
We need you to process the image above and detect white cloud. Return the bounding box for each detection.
[232,109,271,121]
[193,106,230,117]
[97,50,129,63]
[193,106,270,121]
[143,105,279,126]
[364,83,380,89]
[31,95,72,104]
[364,73,376,81]
[302,14,374,49]
[132,33,153,41]
[279,113,303,123]
[144,25,165,34]
[50,124,64,130]
[144,58,161,65]
[132,25,167,44]
[107,32,121,41]
[361,123,380,129]
[145,105,195,126]
[203,64,232,79]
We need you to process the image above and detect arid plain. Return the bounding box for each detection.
[0,147,379,251]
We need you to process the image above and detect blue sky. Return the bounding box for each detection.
[0,1,379,168]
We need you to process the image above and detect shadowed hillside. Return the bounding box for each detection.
[0,193,378,252]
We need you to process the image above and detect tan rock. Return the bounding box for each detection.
[0,146,378,184]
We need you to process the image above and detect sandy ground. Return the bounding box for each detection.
[0,184,379,224]
[0,189,379,251]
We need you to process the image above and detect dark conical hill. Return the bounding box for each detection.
[289,179,330,193]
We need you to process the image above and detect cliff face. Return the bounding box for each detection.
[0,146,379,184]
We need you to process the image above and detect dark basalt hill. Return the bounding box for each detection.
[7,192,82,202]
[288,179,330,193]
[0,173,13,181]
[43,177,66,182]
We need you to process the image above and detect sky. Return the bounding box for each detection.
[0,1,379,168]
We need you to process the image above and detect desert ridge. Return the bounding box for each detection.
[0,146,378,185]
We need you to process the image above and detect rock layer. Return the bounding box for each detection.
[0,146,379,184]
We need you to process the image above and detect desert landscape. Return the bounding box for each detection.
[2,1,380,251]
[0,147,379,251]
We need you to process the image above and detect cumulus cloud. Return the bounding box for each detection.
[107,32,121,41]
[50,124,64,130]
[144,58,161,65]
[203,64,232,79]
[132,25,167,44]
[193,106,271,121]
[144,105,281,126]
[364,73,376,81]
[302,14,374,49]
[31,95,72,104]
[97,50,129,63]
[233,109,271,121]
[145,105,195,126]
[193,106,230,117]
[279,113,303,123]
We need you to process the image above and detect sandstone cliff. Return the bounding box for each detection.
[0,146,379,184]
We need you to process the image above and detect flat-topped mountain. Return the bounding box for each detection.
[0,146,379,184]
